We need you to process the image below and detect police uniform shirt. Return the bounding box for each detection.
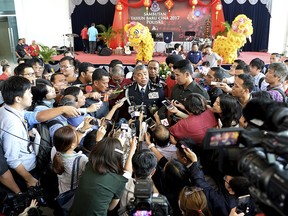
[171,80,210,103]
[125,82,165,109]
[186,51,203,64]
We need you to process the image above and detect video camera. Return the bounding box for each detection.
[120,179,172,216]
[0,186,46,216]
[202,101,288,216]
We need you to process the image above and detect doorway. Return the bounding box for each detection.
[0,16,18,65]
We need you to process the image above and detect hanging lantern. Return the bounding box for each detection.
[164,0,174,18]
[190,0,198,19]
[116,1,123,21]
[215,1,222,21]
[143,0,152,12]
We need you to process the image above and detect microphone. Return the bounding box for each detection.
[73,84,87,88]
[85,86,93,93]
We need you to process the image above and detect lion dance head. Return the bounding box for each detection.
[124,22,154,62]
[213,14,253,64]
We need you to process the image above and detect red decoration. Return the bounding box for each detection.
[165,0,174,18]
[189,0,198,19]
[215,1,222,20]
[143,0,152,12]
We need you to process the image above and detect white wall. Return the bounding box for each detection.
[268,1,288,56]
[14,0,72,48]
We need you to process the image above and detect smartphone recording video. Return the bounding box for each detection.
[162,100,174,110]
[145,117,156,129]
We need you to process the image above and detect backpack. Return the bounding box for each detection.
[258,77,265,89]
[36,119,64,207]
[36,119,63,174]
[273,88,288,103]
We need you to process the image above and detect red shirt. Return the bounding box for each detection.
[165,75,177,98]
[81,27,88,40]
[0,73,9,80]
[29,44,40,57]
[169,109,217,145]
[109,78,132,106]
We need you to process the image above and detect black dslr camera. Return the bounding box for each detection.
[123,179,171,216]
[0,186,46,216]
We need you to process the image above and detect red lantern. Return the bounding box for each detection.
[165,0,174,18]
[215,1,222,20]
[116,1,123,21]
[190,0,198,18]
[143,0,152,12]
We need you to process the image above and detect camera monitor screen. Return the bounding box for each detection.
[133,210,152,216]
[202,128,244,149]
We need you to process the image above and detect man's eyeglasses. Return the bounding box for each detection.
[60,65,73,69]
[22,72,35,77]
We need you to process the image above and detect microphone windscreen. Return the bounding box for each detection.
[85,85,93,93]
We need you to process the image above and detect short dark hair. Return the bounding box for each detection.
[174,43,181,50]
[109,59,123,69]
[59,56,76,67]
[92,68,109,81]
[63,86,81,100]
[237,74,254,93]
[271,53,281,58]
[50,72,64,83]
[165,54,183,65]
[249,58,264,70]
[184,93,207,115]
[235,64,250,74]
[2,76,31,105]
[26,57,43,67]
[210,67,224,82]
[78,62,94,76]
[173,59,194,75]
[153,125,170,147]
[132,149,157,178]
[14,63,32,76]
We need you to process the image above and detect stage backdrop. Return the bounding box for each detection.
[128,1,212,41]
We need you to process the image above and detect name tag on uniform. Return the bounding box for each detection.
[148,92,159,99]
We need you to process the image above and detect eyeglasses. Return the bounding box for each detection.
[22,72,35,77]
[60,65,73,69]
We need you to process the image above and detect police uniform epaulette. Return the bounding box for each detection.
[123,82,136,90]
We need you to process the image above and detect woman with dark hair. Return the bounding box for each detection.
[211,94,242,128]
[30,79,56,111]
[52,126,88,194]
[70,137,136,215]
[179,186,212,216]
[169,93,218,145]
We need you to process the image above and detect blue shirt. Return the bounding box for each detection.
[0,105,38,171]
[186,51,203,64]
[88,26,98,42]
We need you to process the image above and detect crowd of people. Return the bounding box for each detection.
[0,41,288,216]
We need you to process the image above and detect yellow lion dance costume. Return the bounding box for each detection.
[124,22,154,62]
[213,14,253,64]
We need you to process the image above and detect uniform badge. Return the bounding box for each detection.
[148,92,159,99]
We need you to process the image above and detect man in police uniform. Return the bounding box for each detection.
[125,64,164,117]
[186,43,203,69]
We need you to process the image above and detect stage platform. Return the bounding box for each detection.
[52,51,271,68]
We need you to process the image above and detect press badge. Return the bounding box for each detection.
[148,92,159,99]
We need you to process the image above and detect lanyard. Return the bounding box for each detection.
[4,107,30,142]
